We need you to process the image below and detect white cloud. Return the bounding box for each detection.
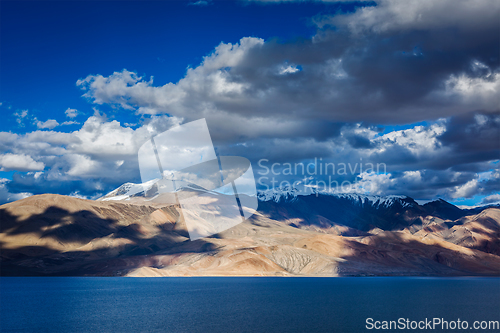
[451,179,480,199]
[65,154,102,177]
[441,71,500,112]
[67,191,102,200]
[61,121,80,126]
[13,110,29,126]
[0,153,45,171]
[68,115,179,158]
[446,170,500,199]
[0,114,183,196]
[481,193,500,204]
[75,30,499,135]
[65,108,78,118]
[36,119,60,129]
[330,171,424,196]
[32,118,80,130]
[76,38,264,123]
[374,122,448,159]
[322,0,500,34]
[337,172,395,195]
[188,0,211,5]
[0,178,32,204]
[77,70,155,110]
[278,64,300,75]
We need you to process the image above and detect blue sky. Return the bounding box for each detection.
[0,0,499,206]
[1,0,360,133]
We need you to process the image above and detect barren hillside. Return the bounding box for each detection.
[1,194,500,277]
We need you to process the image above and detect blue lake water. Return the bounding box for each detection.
[1,277,499,332]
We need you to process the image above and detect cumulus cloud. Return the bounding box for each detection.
[0,114,183,202]
[446,170,500,200]
[450,179,480,199]
[0,153,45,172]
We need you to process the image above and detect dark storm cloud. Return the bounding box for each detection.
[345,134,373,149]
[439,113,500,154]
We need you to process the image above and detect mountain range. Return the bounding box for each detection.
[1,184,499,277]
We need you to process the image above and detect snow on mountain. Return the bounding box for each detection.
[257,186,413,208]
[102,181,413,210]
[98,179,158,201]
[327,193,413,208]
[257,186,299,203]
[99,179,228,202]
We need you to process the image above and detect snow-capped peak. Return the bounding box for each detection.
[257,186,299,203]
[257,186,413,208]
[98,179,220,202]
[327,193,412,208]
[98,179,158,201]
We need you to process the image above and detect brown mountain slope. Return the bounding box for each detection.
[410,208,500,256]
[1,194,500,277]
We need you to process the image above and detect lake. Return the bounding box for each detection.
[1,277,499,332]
